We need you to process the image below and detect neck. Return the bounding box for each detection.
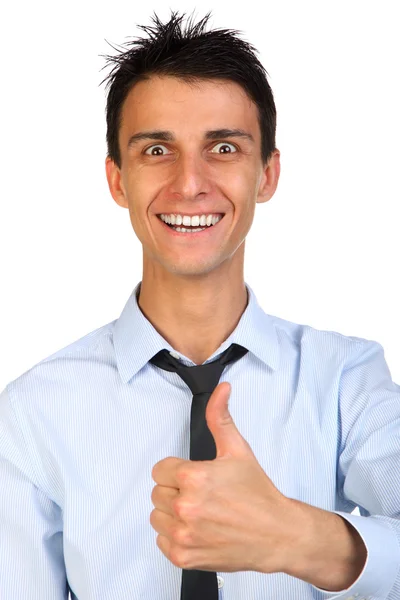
[137,258,248,365]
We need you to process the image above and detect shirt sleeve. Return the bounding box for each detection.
[311,340,400,599]
[0,386,69,600]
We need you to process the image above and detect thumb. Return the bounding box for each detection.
[206,382,254,459]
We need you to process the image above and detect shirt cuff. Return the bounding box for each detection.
[310,511,400,599]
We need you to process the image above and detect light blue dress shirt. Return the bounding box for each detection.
[1,281,400,600]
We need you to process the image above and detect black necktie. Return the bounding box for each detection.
[149,343,248,600]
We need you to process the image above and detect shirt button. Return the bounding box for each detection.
[217,576,224,588]
[169,351,181,360]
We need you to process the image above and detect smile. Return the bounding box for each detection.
[157,214,225,236]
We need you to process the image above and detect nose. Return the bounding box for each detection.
[168,153,211,200]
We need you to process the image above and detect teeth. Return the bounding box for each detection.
[172,227,206,233]
[160,214,223,227]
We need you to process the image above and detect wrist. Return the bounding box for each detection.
[281,499,367,591]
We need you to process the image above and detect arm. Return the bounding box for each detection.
[283,341,400,598]
[0,386,69,600]
[284,498,368,591]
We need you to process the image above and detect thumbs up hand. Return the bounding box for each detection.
[150,382,305,574]
[205,380,261,460]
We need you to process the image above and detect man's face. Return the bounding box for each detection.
[106,75,280,278]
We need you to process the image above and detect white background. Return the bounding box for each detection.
[0,0,399,575]
[1,0,399,392]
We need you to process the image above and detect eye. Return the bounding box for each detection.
[210,142,237,154]
[143,144,171,156]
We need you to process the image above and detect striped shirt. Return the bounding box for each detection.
[1,281,399,599]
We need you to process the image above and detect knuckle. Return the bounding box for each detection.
[176,464,191,484]
[170,546,191,569]
[173,497,192,519]
[177,463,208,486]
[171,524,192,547]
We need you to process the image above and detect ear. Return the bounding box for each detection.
[256,149,281,205]
[105,156,129,209]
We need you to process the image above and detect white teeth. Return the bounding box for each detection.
[160,214,223,227]
[172,227,206,233]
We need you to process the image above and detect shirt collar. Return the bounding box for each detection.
[113,281,280,384]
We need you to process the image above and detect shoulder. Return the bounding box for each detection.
[266,311,383,370]
[5,319,118,404]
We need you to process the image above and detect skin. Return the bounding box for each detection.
[150,384,367,588]
[106,75,280,365]
[105,75,367,588]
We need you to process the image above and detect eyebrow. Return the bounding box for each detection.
[127,128,255,148]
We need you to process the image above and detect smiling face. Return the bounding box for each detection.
[106,75,280,279]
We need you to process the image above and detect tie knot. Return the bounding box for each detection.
[149,343,248,395]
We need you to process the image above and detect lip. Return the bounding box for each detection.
[157,215,225,238]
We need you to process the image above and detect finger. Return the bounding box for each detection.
[151,484,179,515]
[150,507,176,538]
[152,456,185,487]
[156,533,172,562]
[206,382,254,459]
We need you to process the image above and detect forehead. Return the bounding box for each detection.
[120,76,259,135]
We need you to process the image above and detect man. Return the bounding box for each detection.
[0,10,399,600]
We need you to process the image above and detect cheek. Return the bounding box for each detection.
[221,167,258,200]
[127,166,162,202]
[124,176,150,221]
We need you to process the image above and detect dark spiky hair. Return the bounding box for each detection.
[101,10,277,168]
